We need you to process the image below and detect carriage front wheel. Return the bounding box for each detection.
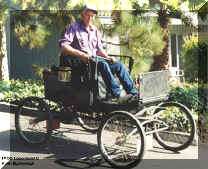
[15,97,53,145]
[97,111,146,169]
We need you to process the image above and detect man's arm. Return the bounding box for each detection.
[60,45,90,63]
[97,49,116,63]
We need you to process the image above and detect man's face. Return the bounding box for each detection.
[82,9,96,27]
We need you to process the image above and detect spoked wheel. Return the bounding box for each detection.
[153,102,196,152]
[98,111,146,169]
[15,97,53,145]
[77,111,103,133]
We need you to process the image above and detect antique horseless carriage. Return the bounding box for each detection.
[15,54,196,169]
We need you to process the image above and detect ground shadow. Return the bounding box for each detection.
[148,146,180,154]
[0,129,99,160]
[0,128,113,169]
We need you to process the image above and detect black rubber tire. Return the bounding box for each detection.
[15,97,53,145]
[153,102,196,152]
[77,111,102,133]
[97,111,146,169]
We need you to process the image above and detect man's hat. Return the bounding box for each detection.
[83,4,98,14]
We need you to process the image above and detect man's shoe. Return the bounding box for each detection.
[105,92,139,104]
[118,94,134,103]
[106,94,133,104]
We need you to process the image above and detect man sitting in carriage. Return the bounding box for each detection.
[59,4,138,103]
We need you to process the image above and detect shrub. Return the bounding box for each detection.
[169,82,207,115]
[0,81,10,92]
[114,12,165,75]
[0,79,44,104]
[169,83,208,142]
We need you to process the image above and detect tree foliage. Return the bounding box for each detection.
[10,1,85,49]
[111,11,165,74]
[181,34,207,83]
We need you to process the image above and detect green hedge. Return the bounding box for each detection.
[0,79,44,104]
[169,83,207,115]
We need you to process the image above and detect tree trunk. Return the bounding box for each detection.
[150,7,169,71]
[0,21,9,81]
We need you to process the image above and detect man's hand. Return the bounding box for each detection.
[109,56,117,64]
[81,53,90,63]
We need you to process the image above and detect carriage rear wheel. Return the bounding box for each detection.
[153,102,196,152]
[15,97,53,145]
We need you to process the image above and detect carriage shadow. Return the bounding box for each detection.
[0,129,99,160]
